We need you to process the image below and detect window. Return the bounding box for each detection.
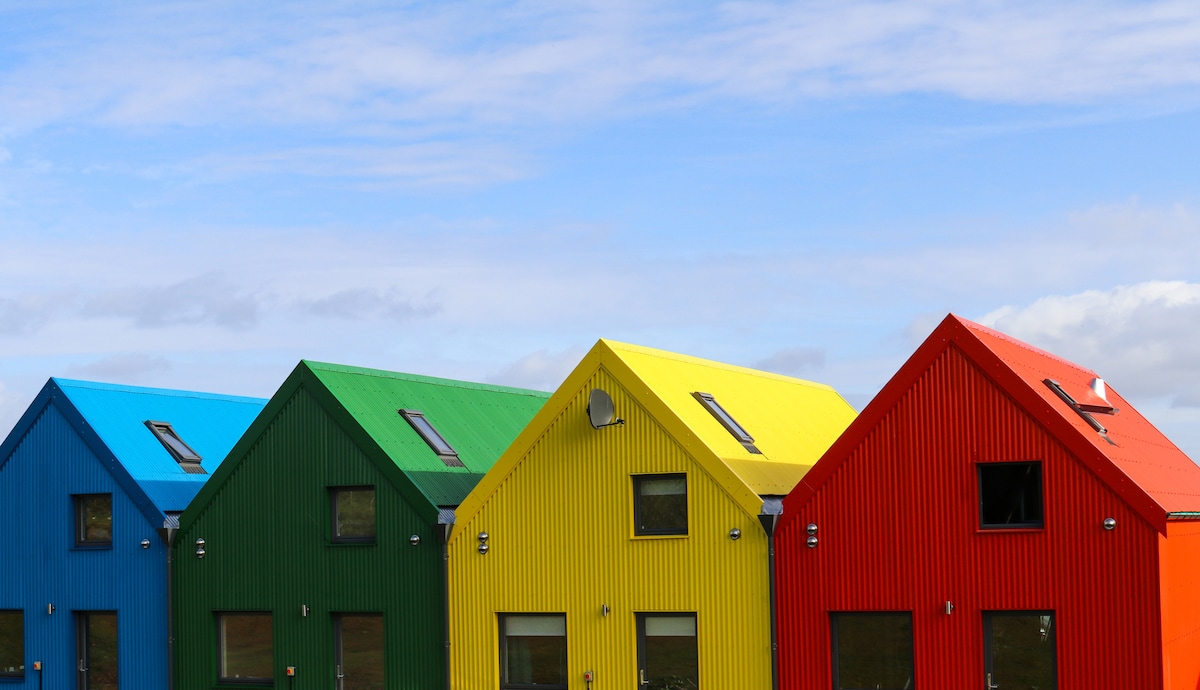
[499,614,567,690]
[633,474,688,536]
[692,392,760,454]
[331,487,376,544]
[979,462,1044,529]
[217,613,273,684]
[334,614,384,690]
[984,612,1056,690]
[0,610,23,678]
[831,612,913,690]
[145,420,205,473]
[399,409,464,467]
[77,611,117,690]
[75,494,113,547]
[637,613,698,690]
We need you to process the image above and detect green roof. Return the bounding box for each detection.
[306,361,550,507]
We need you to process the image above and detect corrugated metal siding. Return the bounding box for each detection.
[174,385,445,690]
[0,402,173,688]
[449,366,774,690]
[1160,521,1200,689]
[777,346,1163,690]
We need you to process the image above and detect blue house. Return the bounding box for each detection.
[0,378,265,689]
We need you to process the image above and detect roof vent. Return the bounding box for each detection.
[1090,377,1108,402]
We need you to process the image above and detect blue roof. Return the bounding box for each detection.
[0,378,266,525]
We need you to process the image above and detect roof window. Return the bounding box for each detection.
[399,409,464,467]
[1043,379,1117,445]
[692,392,761,454]
[145,420,206,473]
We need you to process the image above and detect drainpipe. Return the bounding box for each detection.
[758,513,780,690]
[437,521,453,690]
[157,524,178,690]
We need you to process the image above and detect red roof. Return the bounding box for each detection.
[796,314,1200,533]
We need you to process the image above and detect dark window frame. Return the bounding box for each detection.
[498,613,568,690]
[144,420,205,473]
[830,611,914,690]
[978,461,1045,530]
[0,609,23,678]
[633,473,688,537]
[74,494,113,549]
[76,610,118,690]
[636,612,699,690]
[398,409,464,467]
[330,486,377,545]
[692,392,761,454]
[216,612,274,685]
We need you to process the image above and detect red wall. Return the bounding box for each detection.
[777,345,1164,690]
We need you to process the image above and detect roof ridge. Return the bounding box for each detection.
[51,377,266,403]
[302,360,549,397]
[957,316,1099,378]
[601,339,837,392]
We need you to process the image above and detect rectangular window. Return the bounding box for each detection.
[692,391,760,454]
[217,613,273,684]
[634,474,688,536]
[0,610,23,678]
[331,487,377,544]
[979,462,1044,529]
[398,409,464,467]
[831,612,914,690]
[75,494,113,548]
[637,613,699,689]
[984,611,1056,690]
[499,614,567,690]
[145,420,205,473]
[77,611,117,690]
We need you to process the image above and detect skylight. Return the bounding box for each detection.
[398,409,464,467]
[692,392,761,454]
[1043,379,1117,445]
[145,420,206,474]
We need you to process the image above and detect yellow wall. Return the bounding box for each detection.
[449,365,774,690]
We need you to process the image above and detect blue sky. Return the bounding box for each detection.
[2,1,1200,457]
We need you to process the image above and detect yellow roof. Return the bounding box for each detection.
[456,338,856,526]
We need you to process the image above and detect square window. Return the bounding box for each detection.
[75,494,113,547]
[217,613,273,684]
[979,462,1044,529]
[331,487,376,544]
[633,474,688,536]
[500,614,567,689]
[831,612,913,690]
[0,610,23,677]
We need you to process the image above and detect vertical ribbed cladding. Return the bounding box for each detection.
[450,365,774,690]
[175,386,444,690]
[779,345,1165,690]
[1159,520,1200,689]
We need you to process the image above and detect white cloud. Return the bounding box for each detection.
[979,281,1200,406]
[487,346,586,392]
[65,352,173,382]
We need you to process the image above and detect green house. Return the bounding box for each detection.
[172,360,549,690]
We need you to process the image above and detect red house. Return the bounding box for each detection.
[776,314,1200,690]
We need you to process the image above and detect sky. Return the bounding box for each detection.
[2,1,1200,458]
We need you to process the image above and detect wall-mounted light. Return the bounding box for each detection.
[601,604,610,617]
[807,523,818,535]
[806,536,818,549]
[141,539,151,549]
[409,534,421,547]
[46,604,54,615]
[1104,517,1116,531]
[195,537,206,559]
[728,528,741,541]
[478,531,490,555]
[945,601,954,615]
[301,605,310,617]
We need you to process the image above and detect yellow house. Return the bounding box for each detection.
[448,340,857,690]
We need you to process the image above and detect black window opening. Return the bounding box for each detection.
[217,612,274,685]
[75,494,113,548]
[984,611,1057,690]
[979,462,1044,529]
[398,409,464,467]
[637,613,699,690]
[633,474,688,536]
[831,612,914,690]
[499,614,567,690]
[145,420,205,474]
[0,610,23,678]
[692,392,760,454]
[331,487,377,544]
[334,614,385,690]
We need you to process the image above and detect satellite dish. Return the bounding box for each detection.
[587,389,623,429]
